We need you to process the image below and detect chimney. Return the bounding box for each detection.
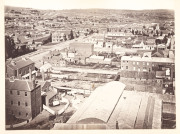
[19,73,22,80]
[11,60,16,66]
[32,78,36,89]
[9,76,15,82]
[16,68,19,79]
[29,68,32,80]
[116,121,119,129]
[42,70,45,81]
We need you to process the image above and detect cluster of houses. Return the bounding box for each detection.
[5,8,175,126]
[5,57,60,123]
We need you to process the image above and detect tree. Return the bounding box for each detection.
[155,39,161,45]
[162,36,168,44]
[5,35,16,59]
[132,29,134,35]
[89,30,93,35]
[160,31,163,36]
[63,35,67,41]
[168,33,171,37]
[70,30,74,40]
[136,30,139,35]
[156,30,159,36]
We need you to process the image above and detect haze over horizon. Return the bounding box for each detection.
[4,0,175,10]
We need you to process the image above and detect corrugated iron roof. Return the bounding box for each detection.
[67,81,125,124]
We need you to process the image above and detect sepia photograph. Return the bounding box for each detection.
[2,0,178,132]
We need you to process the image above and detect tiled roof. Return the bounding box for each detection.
[7,58,34,70]
[5,78,39,91]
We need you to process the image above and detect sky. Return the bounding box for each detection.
[4,0,175,10]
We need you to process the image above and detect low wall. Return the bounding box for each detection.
[120,70,156,79]
[57,98,69,115]
[6,118,32,129]
[43,104,56,115]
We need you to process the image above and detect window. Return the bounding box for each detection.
[26,113,28,117]
[147,62,149,66]
[25,92,27,96]
[137,62,139,65]
[17,91,20,95]
[18,101,20,106]
[133,62,135,65]
[133,67,136,71]
[19,112,21,115]
[126,66,128,69]
[25,102,28,106]
[143,67,147,71]
[11,100,13,105]
[10,90,13,95]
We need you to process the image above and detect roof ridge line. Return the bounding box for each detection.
[26,80,31,91]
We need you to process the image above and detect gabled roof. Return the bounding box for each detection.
[45,89,57,100]
[7,58,34,70]
[5,78,39,91]
[152,48,164,57]
[38,80,50,88]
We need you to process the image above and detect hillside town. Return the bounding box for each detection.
[5,6,175,130]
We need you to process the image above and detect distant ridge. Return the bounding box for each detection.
[4,5,174,12]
